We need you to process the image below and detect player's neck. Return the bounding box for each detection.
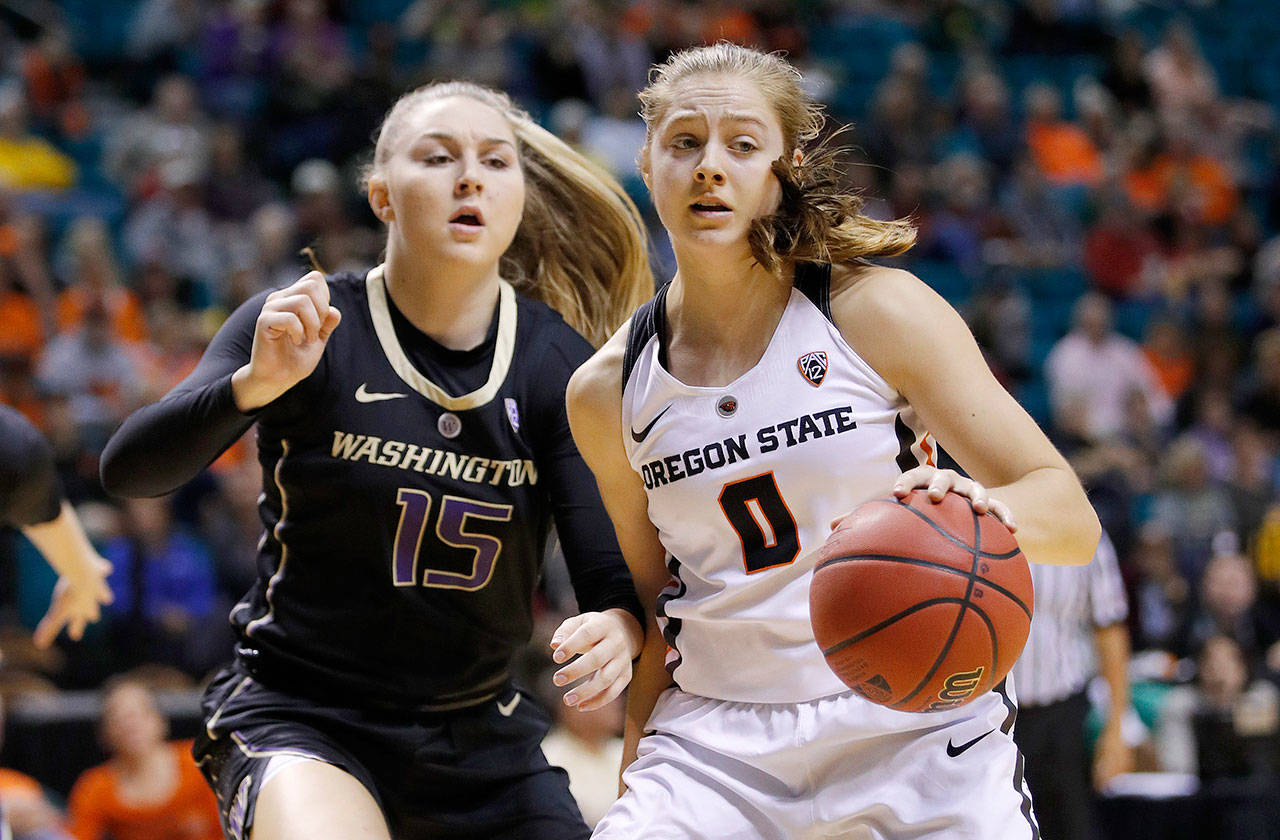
[383,249,501,351]
[665,255,793,386]
[669,248,791,339]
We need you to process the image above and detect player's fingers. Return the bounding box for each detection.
[564,659,628,709]
[925,469,955,501]
[550,614,586,659]
[269,296,324,343]
[68,615,87,641]
[553,646,607,686]
[960,479,989,513]
[892,466,935,497]
[574,677,627,712]
[988,499,1017,532]
[33,602,67,649]
[318,307,342,342]
[260,311,306,346]
[554,618,608,660]
[98,581,114,605]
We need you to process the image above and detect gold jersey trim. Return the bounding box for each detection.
[366,264,516,411]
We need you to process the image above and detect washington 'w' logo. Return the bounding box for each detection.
[797,351,828,387]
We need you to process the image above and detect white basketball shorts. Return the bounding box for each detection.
[593,684,1039,839]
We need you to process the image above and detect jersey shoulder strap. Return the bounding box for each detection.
[621,283,671,391]
[793,261,834,322]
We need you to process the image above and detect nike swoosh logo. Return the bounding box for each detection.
[355,383,408,403]
[630,405,672,443]
[496,694,521,717]
[946,728,996,757]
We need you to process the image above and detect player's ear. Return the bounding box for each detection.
[792,147,803,168]
[639,146,652,191]
[368,174,394,224]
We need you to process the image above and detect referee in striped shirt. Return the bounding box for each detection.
[1012,529,1134,840]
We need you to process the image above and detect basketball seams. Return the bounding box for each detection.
[889,506,984,709]
[864,496,1020,560]
[814,553,1032,619]
[821,597,971,656]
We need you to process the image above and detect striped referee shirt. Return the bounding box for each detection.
[1011,530,1129,707]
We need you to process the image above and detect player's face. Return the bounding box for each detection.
[643,74,787,253]
[373,96,526,268]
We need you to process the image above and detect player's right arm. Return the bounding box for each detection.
[101,272,340,498]
[566,330,674,790]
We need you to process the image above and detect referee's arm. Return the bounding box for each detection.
[1092,621,1134,789]
[1090,531,1135,789]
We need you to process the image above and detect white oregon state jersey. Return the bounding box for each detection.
[621,264,941,704]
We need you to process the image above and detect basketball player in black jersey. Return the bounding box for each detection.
[0,404,113,649]
[100,82,653,840]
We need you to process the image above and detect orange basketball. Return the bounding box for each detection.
[809,490,1033,713]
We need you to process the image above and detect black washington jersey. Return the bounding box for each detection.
[101,266,640,710]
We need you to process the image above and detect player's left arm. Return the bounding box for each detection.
[831,265,1099,566]
[531,329,645,712]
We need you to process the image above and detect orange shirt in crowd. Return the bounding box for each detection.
[1027,121,1104,186]
[1125,153,1238,226]
[56,286,148,344]
[0,767,45,801]
[1142,346,1195,400]
[0,291,44,361]
[66,741,221,840]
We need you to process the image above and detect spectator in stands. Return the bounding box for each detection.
[1174,551,1280,664]
[1144,20,1219,130]
[953,67,1020,176]
[20,27,87,141]
[1046,292,1172,440]
[1150,438,1239,582]
[66,678,221,840]
[35,298,142,449]
[1024,82,1103,187]
[104,75,209,200]
[1131,523,1193,654]
[1126,121,1238,228]
[0,695,74,840]
[122,158,223,300]
[1142,318,1195,403]
[0,85,77,192]
[101,498,226,678]
[1155,634,1278,776]
[55,217,147,345]
[1102,29,1154,117]
[1238,328,1280,439]
[1083,192,1162,299]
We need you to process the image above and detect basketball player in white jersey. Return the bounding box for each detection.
[562,44,1101,838]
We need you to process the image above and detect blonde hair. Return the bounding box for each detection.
[365,81,652,347]
[639,43,916,274]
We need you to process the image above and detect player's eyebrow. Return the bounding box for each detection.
[416,131,516,149]
[665,112,769,132]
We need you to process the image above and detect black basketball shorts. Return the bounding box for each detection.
[193,665,590,840]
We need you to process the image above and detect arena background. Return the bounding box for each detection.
[0,0,1278,837]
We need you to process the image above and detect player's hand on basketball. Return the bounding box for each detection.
[549,608,644,711]
[887,467,1017,531]
[232,271,342,412]
[33,554,113,648]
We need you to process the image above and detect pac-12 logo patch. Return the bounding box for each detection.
[798,351,828,387]
[504,398,520,433]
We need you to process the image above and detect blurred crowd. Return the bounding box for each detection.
[1,0,1280,833]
